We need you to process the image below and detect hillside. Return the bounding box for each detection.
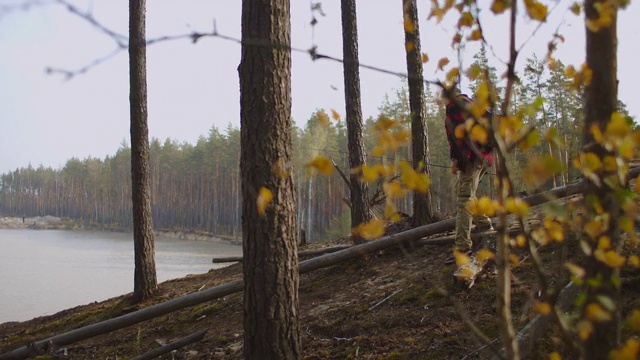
[3,214,638,360]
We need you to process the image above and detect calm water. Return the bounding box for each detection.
[0,229,242,323]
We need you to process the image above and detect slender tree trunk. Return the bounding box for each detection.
[581,1,620,358]
[239,0,300,357]
[402,0,433,227]
[341,0,371,244]
[129,0,157,302]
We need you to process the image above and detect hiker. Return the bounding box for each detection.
[442,88,494,265]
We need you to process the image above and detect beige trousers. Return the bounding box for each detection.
[454,161,492,251]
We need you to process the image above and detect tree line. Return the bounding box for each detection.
[0,50,627,242]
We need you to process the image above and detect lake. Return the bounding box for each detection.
[0,229,242,324]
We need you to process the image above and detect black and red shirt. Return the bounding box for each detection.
[445,94,494,167]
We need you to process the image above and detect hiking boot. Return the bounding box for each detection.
[444,249,472,265]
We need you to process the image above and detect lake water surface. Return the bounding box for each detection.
[0,229,242,324]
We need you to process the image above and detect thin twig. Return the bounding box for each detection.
[368,289,402,311]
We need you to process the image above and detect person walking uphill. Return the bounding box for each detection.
[443,89,494,265]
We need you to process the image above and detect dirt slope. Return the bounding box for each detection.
[1,225,638,359]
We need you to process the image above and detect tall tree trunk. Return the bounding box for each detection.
[581,1,620,358]
[402,0,433,227]
[239,0,300,358]
[341,0,371,244]
[129,0,157,302]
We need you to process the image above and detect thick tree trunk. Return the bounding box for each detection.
[129,0,157,303]
[239,0,300,358]
[402,0,433,227]
[341,0,371,244]
[581,1,620,358]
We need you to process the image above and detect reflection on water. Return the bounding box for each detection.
[0,229,242,323]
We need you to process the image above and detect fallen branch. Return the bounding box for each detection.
[132,329,207,360]
[211,245,351,263]
[368,289,402,311]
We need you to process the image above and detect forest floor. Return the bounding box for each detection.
[2,213,640,359]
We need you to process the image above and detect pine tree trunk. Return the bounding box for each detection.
[239,0,300,357]
[402,0,433,226]
[341,0,371,244]
[129,0,157,302]
[582,1,620,357]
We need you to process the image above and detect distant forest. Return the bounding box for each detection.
[0,52,630,242]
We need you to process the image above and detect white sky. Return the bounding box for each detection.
[0,0,638,174]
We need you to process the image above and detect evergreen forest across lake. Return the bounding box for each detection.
[0,54,633,242]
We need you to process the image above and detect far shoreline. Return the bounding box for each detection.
[0,216,242,245]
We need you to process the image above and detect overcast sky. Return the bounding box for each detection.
[0,0,638,174]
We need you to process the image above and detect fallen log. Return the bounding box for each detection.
[132,329,207,360]
[211,245,351,263]
[3,168,638,360]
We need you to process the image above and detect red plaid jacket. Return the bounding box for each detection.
[445,94,493,168]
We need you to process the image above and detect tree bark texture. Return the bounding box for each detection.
[239,0,300,358]
[341,0,371,244]
[582,1,620,358]
[402,0,433,226]
[129,0,157,303]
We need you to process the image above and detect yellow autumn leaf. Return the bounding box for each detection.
[515,234,527,248]
[353,219,385,240]
[405,40,415,52]
[491,0,508,14]
[606,112,631,139]
[580,152,603,173]
[570,2,581,15]
[580,63,592,86]
[468,28,482,41]
[609,338,640,360]
[505,197,530,217]
[437,57,450,71]
[544,218,564,242]
[590,123,604,143]
[404,17,415,32]
[466,63,482,80]
[594,249,626,268]
[476,248,494,266]
[457,11,474,28]
[361,164,380,183]
[565,262,586,279]
[454,124,466,139]
[549,351,562,360]
[577,320,593,340]
[626,310,640,332]
[256,187,273,215]
[421,53,429,63]
[470,124,489,145]
[446,67,460,83]
[393,129,410,144]
[384,203,399,220]
[628,255,640,268]
[533,301,552,315]
[509,254,520,266]
[330,108,340,121]
[454,249,470,267]
[272,160,291,179]
[317,110,330,126]
[586,302,612,322]
[384,180,407,199]
[305,155,334,176]
[525,0,548,21]
[477,196,496,217]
